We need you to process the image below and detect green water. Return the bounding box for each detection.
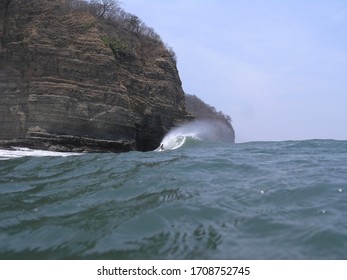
[1,139,347,259]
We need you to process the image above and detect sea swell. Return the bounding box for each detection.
[0,140,347,259]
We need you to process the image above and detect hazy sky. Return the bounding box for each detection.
[124,0,347,142]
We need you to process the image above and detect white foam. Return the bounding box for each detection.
[0,148,82,159]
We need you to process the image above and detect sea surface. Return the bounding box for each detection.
[1,138,347,259]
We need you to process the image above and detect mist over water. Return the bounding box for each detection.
[1,139,347,259]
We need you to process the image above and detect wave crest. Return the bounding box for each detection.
[156,119,234,151]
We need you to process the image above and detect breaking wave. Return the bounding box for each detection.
[156,119,234,151]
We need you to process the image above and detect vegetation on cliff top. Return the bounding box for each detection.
[64,0,177,61]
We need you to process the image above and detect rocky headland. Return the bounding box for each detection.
[0,0,233,152]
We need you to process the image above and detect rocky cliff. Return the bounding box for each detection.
[0,0,191,152]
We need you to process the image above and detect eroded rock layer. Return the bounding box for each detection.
[0,0,191,152]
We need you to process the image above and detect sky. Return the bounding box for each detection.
[123,0,347,142]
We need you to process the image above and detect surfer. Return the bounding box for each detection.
[159,144,164,151]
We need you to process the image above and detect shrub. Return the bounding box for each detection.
[101,35,126,57]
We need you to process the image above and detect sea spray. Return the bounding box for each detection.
[157,119,235,151]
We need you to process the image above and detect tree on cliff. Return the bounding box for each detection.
[89,0,120,19]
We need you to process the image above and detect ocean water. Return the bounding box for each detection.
[1,138,347,260]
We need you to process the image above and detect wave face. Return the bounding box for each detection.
[156,119,235,151]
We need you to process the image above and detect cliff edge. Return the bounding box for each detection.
[0,0,191,152]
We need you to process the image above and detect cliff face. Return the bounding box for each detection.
[0,0,190,152]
